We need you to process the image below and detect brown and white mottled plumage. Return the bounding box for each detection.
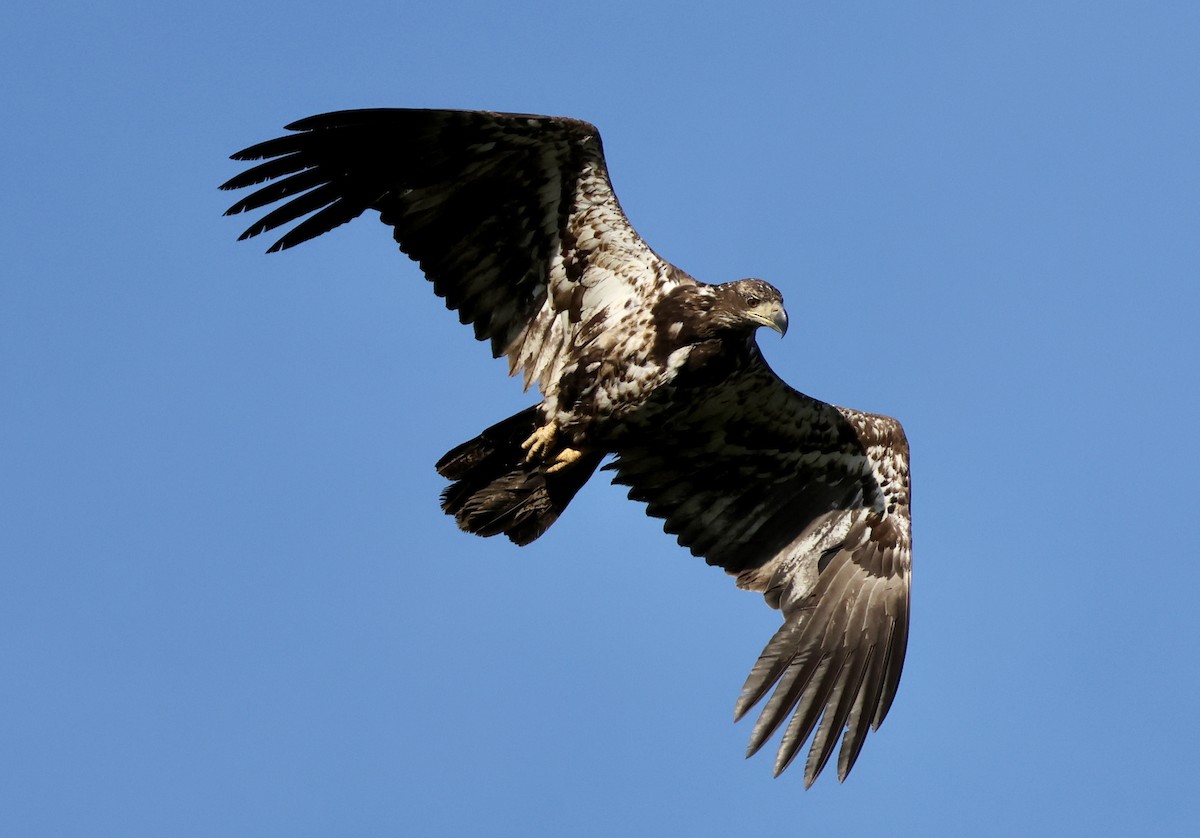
[221,109,912,787]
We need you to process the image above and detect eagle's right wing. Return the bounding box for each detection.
[607,351,911,787]
[221,109,694,392]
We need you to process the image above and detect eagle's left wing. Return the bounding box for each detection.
[607,350,911,787]
[221,109,693,393]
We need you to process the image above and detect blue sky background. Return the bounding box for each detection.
[4,2,1199,835]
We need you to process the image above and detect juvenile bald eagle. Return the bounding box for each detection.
[222,109,911,787]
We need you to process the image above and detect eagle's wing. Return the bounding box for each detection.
[607,350,911,787]
[221,109,692,391]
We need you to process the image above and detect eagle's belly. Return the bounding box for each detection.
[549,340,694,448]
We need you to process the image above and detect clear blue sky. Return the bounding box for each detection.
[4,1,1198,835]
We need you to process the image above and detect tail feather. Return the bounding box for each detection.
[436,406,601,545]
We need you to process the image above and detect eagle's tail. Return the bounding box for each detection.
[435,406,602,546]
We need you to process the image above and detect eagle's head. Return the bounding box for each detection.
[654,279,789,351]
[712,278,789,337]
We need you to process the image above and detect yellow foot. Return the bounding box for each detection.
[546,447,585,474]
[521,423,558,461]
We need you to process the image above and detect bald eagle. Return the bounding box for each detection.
[221,109,911,787]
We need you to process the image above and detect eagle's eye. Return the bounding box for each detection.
[745,295,761,307]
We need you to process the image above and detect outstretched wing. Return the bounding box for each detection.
[607,351,911,787]
[221,109,692,391]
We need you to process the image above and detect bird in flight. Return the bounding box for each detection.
[222,109,911,787]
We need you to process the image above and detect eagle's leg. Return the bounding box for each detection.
[437,405,603,546]
[520,422,559,460]
[546,446,586,474]
[520,422,585,473]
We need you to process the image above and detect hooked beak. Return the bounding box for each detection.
[769,305,789,337]
[744,300,789,337]
[753,302,788,337]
